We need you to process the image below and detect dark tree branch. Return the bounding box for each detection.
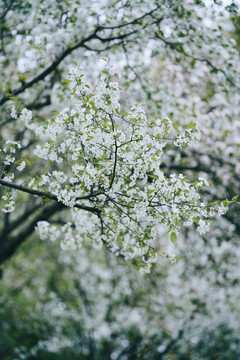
[122,42,154,102]
[1,200,42,238]
[82,39,131,54]
[0,94,51,129]
[0,0,15,21]
[0,1,16,54]
[98,5,160,30]
[0,6,161,106]
[0,29,99,105]
[0,115,15,129]
[0,201,64,265]
[0,178,101,215]
[154,32,236,88]
[28,94,51,110]
[94,29,138,43]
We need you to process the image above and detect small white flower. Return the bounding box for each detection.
[198,219,211,235]
[10,106,17,119]
[17,161,26,172]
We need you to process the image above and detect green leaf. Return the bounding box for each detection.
[147,189,155,195]
[24,158,31,166]
[187,122,196,129]
[172,122,179,131]
[193,216,200,224]
[223,200,229,206]
[170,232,177,243]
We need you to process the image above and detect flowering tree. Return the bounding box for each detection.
[0,0,240,358]
[0,0,239,271]
[1,63,234,272]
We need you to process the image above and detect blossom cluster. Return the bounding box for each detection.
[0,66,236,271]
[1,192,15,213]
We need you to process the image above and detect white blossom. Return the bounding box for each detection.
[1,193,15,213]
[197,219,211,235]
[16,161,26,172]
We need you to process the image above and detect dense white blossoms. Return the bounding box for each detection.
[0,65,237,271]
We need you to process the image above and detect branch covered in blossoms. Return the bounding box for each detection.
[0,64,237,272]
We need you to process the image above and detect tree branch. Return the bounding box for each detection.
[0,6,161,106]
[0,29,99,105]
[0,201,64,265]
[98,5,160,30]
[1,200,42,238]
[154,32,236,88]
[0,178,101,215]
[0,0,15,21]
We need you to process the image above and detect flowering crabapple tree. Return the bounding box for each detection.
[0,0,239,271]
[1,62,236,272]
